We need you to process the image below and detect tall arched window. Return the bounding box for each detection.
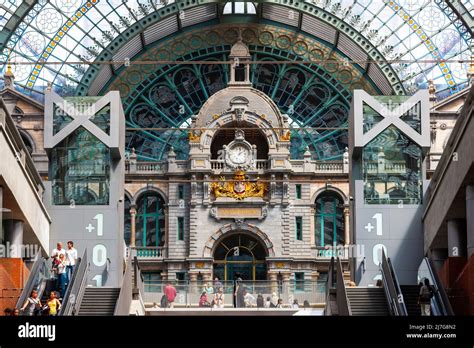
[315,191,344,247]
[135,192,165,247]
[124,195,131,246]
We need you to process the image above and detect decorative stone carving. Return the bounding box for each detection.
[210,170,267,200]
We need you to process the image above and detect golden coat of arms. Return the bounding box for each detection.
[210,170,267,200]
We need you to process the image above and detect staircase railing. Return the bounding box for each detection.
[421,257,454,316]
[60,249,89,316]
[323,257,335,315]
[16,253,48,312]
[380,249,407,316]
[114,249,134,315]
[336,257,351,316]
[133,255,144,300]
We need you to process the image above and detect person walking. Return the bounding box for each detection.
[256,293,264,308]
[65,241,77,284]
[213,277,223,293]
[418,278,435,316]
[164,282,177,308]
[21,290,42,316]
[46,291,61,316]
[235,278,245,308]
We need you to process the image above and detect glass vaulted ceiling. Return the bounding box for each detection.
[0,0,472,100]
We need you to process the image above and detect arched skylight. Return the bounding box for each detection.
[223,1,257,15]
[0,0,470,100]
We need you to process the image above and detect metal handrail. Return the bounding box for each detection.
[114,250,134,315]
[15,253,45,310]
[336,257,350,316]
[60,249,89,316]
[323,257,335,315]
[425,257,454,316]
[59,255,82,316]
[380,249,407,316]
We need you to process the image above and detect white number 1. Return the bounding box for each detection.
[372,213,383,236]
[92,275,102,287]
[93,213,103,236]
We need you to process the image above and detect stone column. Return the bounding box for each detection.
[163,207,168,258]
[467,185,474,257]
[4,219,24,258]
[130,205,137,247]
[268,272,278,294]
[447,219,466,257]
[344,206,350,245]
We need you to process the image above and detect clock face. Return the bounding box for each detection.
[229,145,250,164]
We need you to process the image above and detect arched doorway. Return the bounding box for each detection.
[213,233,267,281]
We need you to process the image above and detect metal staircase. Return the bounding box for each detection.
[77,287,121,316]
[346,287,390,316]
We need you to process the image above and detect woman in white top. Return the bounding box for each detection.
[213,287,225,308]
[56,254,68,299]
[271,292,279,307]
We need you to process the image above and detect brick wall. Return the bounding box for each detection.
[440,255,474,315]
[0,258,29,312]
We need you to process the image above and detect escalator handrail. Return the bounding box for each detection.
[58,256,82,316]
[425,257,454,316]
[388,258,407,315]
[380,249,407,315]
[15,253,44,310]
[59,249,89,316]
[324,257,335,315]
[336,257,351,316]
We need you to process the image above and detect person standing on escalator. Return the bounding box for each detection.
[65,241,77,286]
[418,278,435,316]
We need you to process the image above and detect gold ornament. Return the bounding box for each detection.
[210,170,267,200]
[188,130,201,142]
[280,130,291,141]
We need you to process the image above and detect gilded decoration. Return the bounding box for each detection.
[210,170,267,200]
[280,130,291,141]
[188,130,201,142]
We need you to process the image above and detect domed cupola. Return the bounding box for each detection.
[229,31,251,86]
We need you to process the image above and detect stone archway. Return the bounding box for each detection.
[203,222,275,258]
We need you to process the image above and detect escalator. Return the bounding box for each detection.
[380,250,454,316]
[325,253,453,316]
[399,285,421,316]
[16,254,51,314]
